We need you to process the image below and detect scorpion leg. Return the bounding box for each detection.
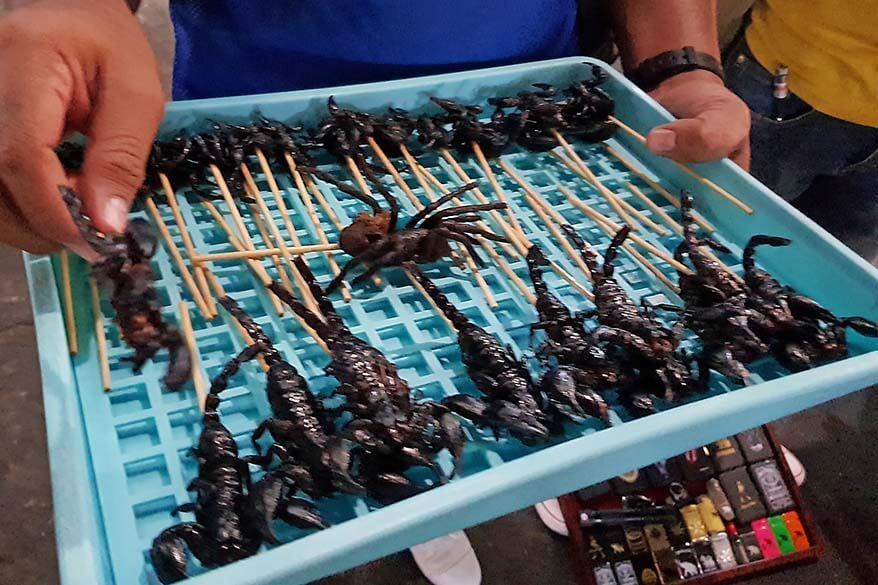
[843,316,878,337]
[279,501,329,531]
[437,410,466,476]
[210,343,265,395]
[351,263,383,286]
[162,331,192,391]
[171,502,199,516]
[249,470,290,544]
[327,255,365,292]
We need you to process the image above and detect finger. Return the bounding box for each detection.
[0,47,86,248]
[0,191,61,254]
[646,101,751,163]
[79,46,164,235]
[731,139,751,171]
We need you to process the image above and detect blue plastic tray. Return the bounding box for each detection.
[28,57,878,585]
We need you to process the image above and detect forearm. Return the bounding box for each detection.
[611,1,720,71]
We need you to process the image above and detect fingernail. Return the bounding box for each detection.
[67,240,101,263]
[101,195,130,234]
[649,129,677,153]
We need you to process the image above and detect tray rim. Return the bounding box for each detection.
[30,55,878,585]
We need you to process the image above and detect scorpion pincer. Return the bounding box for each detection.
[267,259,464,498]
[61,186,191,390]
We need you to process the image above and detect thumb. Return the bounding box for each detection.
[79,54,164,234]
[646,104,750,164]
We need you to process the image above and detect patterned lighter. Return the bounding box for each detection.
[752,518,782,560]
[767,515,796,555]
[782,511,811,551]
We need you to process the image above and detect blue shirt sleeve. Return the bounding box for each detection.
[170,0,582,100]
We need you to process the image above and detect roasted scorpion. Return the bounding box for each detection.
[150,394,262,583]
[268,259,464,499]
[742,235,878,370]
[562,224,697,403]
[406,263,562,443]
[62,187,191,389]
[214,297,365,501]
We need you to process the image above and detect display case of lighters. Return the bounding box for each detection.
[559,426,823,585]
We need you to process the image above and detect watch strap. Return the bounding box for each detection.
[629,46,724,92]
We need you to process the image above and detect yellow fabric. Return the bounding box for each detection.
[746,0,878,127]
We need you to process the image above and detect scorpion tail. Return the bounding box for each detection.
[680,191,698,242]
[560,224,601,274]
[404,263,470,330]
[290,257,348,335]
[742,235,792,274]
[525,245,552,295]
[603,225,631,276]
[266,279,334,340]
[150,525,198,584]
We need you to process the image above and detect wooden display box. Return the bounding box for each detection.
[559,426,823,585]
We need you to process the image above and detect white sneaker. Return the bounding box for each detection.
[410,531,482,585]
[534,498,569,537]
[781,445,806,486]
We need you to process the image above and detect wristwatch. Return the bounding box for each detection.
[628,46,724,92]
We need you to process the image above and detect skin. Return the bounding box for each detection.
[0,0,748,255]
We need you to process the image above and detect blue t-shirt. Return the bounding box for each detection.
[170,1,584,100]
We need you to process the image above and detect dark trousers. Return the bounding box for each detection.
[723,37,878,261]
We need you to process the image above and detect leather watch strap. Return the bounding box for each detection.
[628,46,724,92]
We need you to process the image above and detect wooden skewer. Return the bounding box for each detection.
[199,200,285,316]
[177,301,207,412]
[241,166,322,316]
[159,174,215,319]
[620,241,679,293]
[497,159,593,282]
[612,190,668,236]
[406,152,535,304]
[195,244,339,262]
[203,269,268,372]
[469,143,528,242]
[602,144,717,233]
[438,148,529,255]
[626,182,683,235]
[382,142,496,307]
[88,276,112,391]
[559,185,694,275]
[284,156,351,301]
[59,250,78,355]
[548,129,635,226]
[409,152,517,259]
[144,197,213,317]
[242,184,295,298]
[404,270,456,331]
[365,137,422,209]
[607,116,754,215]
[549,145,640,231]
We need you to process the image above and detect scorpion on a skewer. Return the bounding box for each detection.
[561,224,698,404]
[62,187,191,390]
[150,394,262,583]
[268,259,465,500]
[408,263,610,441]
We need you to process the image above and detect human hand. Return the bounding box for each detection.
[0,0,164,256]
[646,70,751,170]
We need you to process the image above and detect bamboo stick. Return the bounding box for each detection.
[626,182,684,235]
[246,197,295,297]
[469,143,528,241]
[194,244,339,263]
[404,270,455,331]
[144,197,212,317]
[548,129,635,226]
[178,301,207,412]
[607,116,754,214]
[88,276,112,391]
[241,166,321,316]
[365,137,422,209]
[602,144,717,233]
[59,250,78,355]
[620,241,679,293]
[559,185,694,275]
[159,174,215,319]
[199,200,285,316]
[284,156,352,301]
[614,191,668,236]
[497,159,593,282]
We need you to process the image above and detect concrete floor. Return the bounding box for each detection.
[1,224,877,585]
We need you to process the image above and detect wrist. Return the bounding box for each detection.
[653,69,725,93]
